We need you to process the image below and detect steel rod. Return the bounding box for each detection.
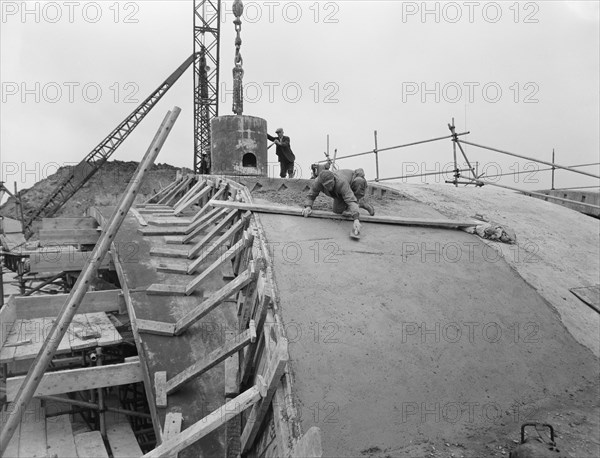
[463,177,600,211]
[0,107,181,454]
[377,168,472,182]
[317,131,470,163]
[458,140,600,180]
[374,130,379,182]
[481,162,600,180]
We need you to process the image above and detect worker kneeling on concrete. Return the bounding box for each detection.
[336,168,375,217]
[302,169,374,235]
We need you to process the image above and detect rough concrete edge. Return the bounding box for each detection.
[225,178,310,456]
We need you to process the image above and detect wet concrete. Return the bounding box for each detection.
[256,197,598,457]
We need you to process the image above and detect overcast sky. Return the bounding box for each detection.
[1,0,599,199]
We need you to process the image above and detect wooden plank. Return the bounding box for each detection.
[166,328,254,394]
[42,217,98,230]
[137,319,176,336]
[147,218,191,227]
[209,200,478,228]
[174,266,255,335]
[18,398,46,458]
[149,246,189,259]
[129,208,148,226]
[138,226,189,236]
[14,289,123,320]
[172,180,204,210]
[29,248,111,273]
[241,335,289,452]
[155,259,191,274]
[157,176,192,206]
[68,314,99,351]
[155,371,168,408]
[163,412,183,458]
[162,176,195,206]
[290,427,323,458]
[163,412,183,438]
[186,214,248,274]
[174,182,211,215]
[6,360,144,401]
[182,207,230,245]
[145,284,188,296]
[107,422,144,458]
[224,353,239,398]
[185,232,253,295]
[46,414,78,458]
[187,209,238,257]
[86,312,123,347]
[143,383,264,458]
[39,229,101,245]
[74,430,110,458]
[189,186,228,223]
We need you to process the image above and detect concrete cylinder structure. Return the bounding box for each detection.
[211,115,268,176]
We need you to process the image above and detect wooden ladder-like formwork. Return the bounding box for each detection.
[132,176,322,458]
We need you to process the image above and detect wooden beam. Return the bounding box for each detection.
[74,430,110,458]
[137,319,176,336]
[209,200,478,228]
[39,229,101,245]
[42,217,98,230]
[184,232,253,296]
[172,179,204,209]
[174,182,212,215]
[166,324,256,395]
[6,360,143,401]
[113,242,163,441]
[149,246,189,259]
[29,250,111,274]
[14,289,125,320]
[174,265,255,335]
[155,371,167,408]
[190,185,227,222]
[181,207,229,245]
[147,218,191,227]
[143,381,265,458]
[107,422,144,458]
[145,283,189,296]
[240,335,289,452]
[187,209,239,258]
[46,414,78,458]
[163,412,183,458]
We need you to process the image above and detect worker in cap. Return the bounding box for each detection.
[267,127,296,178]
[302,170,365,235]
[334,168,375,216]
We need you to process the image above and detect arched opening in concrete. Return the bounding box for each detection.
[242,153,257,167]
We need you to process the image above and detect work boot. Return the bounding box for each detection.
[359,200,375,216]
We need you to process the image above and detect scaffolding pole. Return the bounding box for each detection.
[0,107,181,455]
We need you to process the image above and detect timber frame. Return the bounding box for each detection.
[89,175,320,457]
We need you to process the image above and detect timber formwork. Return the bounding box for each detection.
[88,175,319,457]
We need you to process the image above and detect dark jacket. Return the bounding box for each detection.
[267,134,295,163]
